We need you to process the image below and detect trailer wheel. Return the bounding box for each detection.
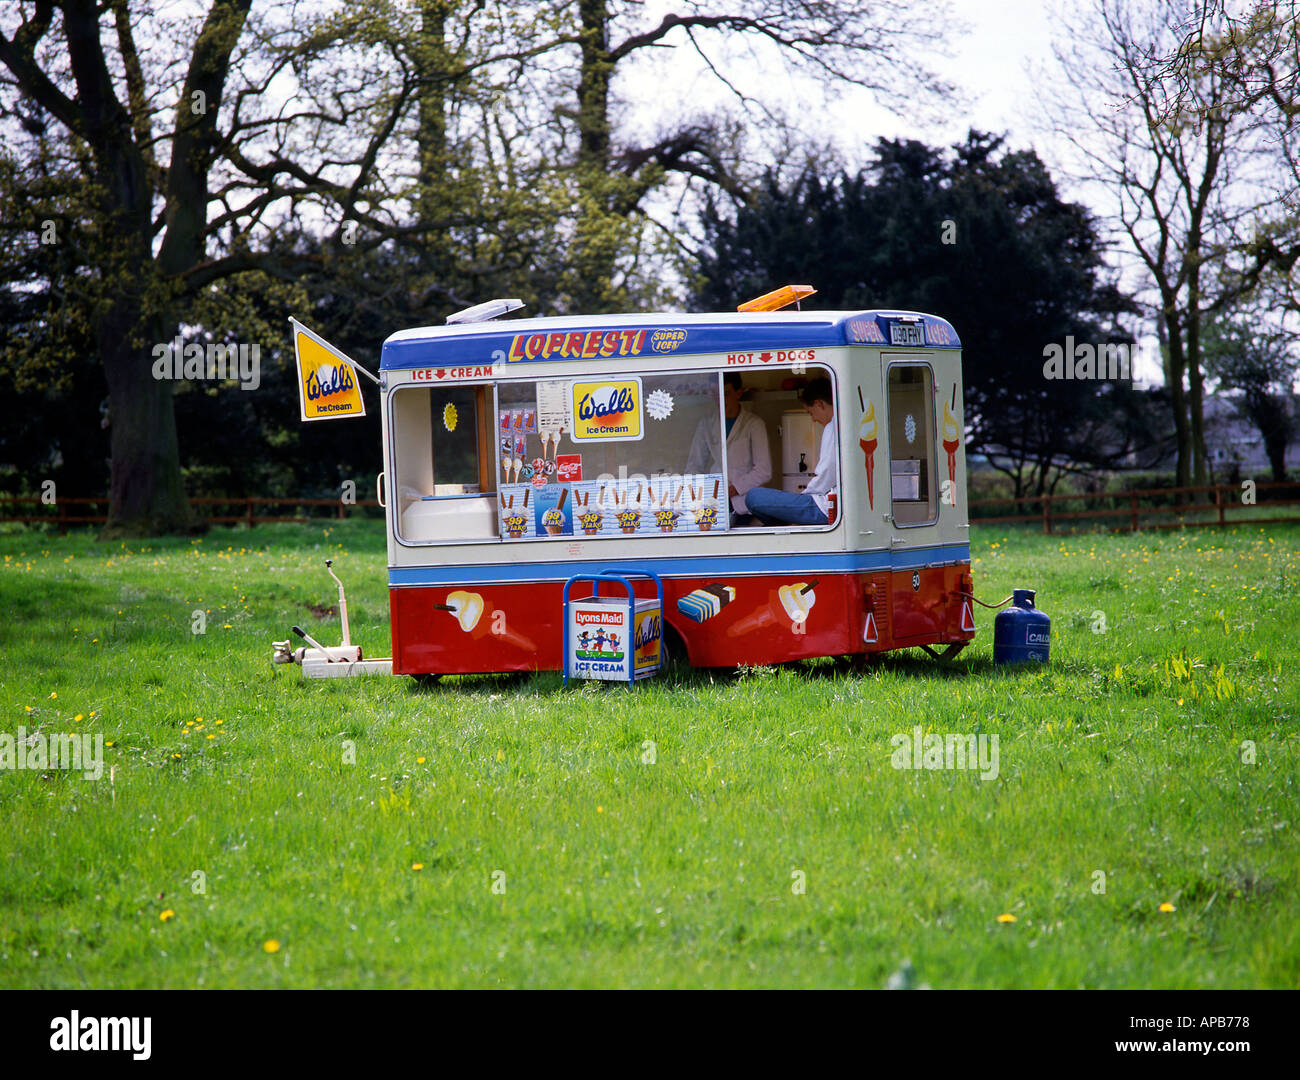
[412,673,442,689]
[660,624,691,674]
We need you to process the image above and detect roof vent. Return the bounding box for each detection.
[445,298,525,324]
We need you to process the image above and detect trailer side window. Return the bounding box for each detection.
[495,373,726,540]
[887,364,938,526]
[391,385,498,543]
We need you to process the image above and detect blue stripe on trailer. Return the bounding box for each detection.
[379,309,960,371]
[387,543,971,588]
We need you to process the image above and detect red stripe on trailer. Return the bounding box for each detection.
[388,562,972,675]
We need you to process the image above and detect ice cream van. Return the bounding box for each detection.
[279,287,976,678]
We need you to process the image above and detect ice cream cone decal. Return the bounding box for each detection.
[438,590,536,652]
[942,384,960,490]
[726,580,817,637]
[858,386,878,509]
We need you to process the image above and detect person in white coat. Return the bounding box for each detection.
[685,372,772,521]
[742,377,838,526]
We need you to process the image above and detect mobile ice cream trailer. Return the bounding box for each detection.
[278,288,976,679]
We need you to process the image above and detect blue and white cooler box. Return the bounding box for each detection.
[566,594,662,681]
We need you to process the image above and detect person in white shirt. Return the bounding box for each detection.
[685,372,772,518]
[742,377,838,526]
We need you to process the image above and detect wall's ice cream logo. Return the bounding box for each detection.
[726,580,817,637]
[291,318,366,421]
[436,590,535,651]
[570,378,642,442]
[857,386,877,509]
[942,385,961,489]
[507,328,647,363]
[634,611,661,667]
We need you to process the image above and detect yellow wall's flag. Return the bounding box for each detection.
[290,318,367,421]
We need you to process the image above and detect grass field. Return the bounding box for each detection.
[1,519,1297,988]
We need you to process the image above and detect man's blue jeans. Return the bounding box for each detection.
[743,486,828,526]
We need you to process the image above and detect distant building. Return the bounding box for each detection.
[1200,393,1298,479]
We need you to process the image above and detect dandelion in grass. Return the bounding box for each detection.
[160,910,175,922]
[411,863,424,871]
[597,805,604,814]
[73,714,83,722]
[1159,902,1176,913]
[416,756,426,764]
[996,913,1017,924]
[263,939,281,954]
[50,691,57,699]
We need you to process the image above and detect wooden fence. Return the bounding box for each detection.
[969,482,1300,534]
[0,495,383,533]
[3,482,1299,536]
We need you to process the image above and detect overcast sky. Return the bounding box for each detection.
[623,1,1171,381]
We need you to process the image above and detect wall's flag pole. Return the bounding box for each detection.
[288,317,378,422]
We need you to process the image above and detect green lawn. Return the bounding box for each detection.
[1,519,1296,988]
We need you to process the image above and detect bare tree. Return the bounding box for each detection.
[562,1,955,310]
[1046,0,1294,492]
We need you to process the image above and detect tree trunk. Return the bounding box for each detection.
[417,0,450,260]
[570,0,620,311]
[1185,264,1210,496]
[102,308,196,536]
[1160,308,1192,488]
[576,0,611,177]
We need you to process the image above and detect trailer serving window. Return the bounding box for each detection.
[886,362,938,526]
[391,384,498,542]
[496,372,725,540]
[390,365,838,543]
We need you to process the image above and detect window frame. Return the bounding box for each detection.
[883,356,940,529]
[386,363,844,548]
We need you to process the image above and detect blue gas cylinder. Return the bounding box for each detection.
[993,588,1050,664]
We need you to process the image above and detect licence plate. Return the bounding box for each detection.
[889,322,925,346]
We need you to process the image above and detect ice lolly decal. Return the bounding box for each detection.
[858,386,877,510]
[677,583,736,624]
[942,385,960,490]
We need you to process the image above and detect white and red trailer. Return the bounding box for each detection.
[311,296,976,678]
